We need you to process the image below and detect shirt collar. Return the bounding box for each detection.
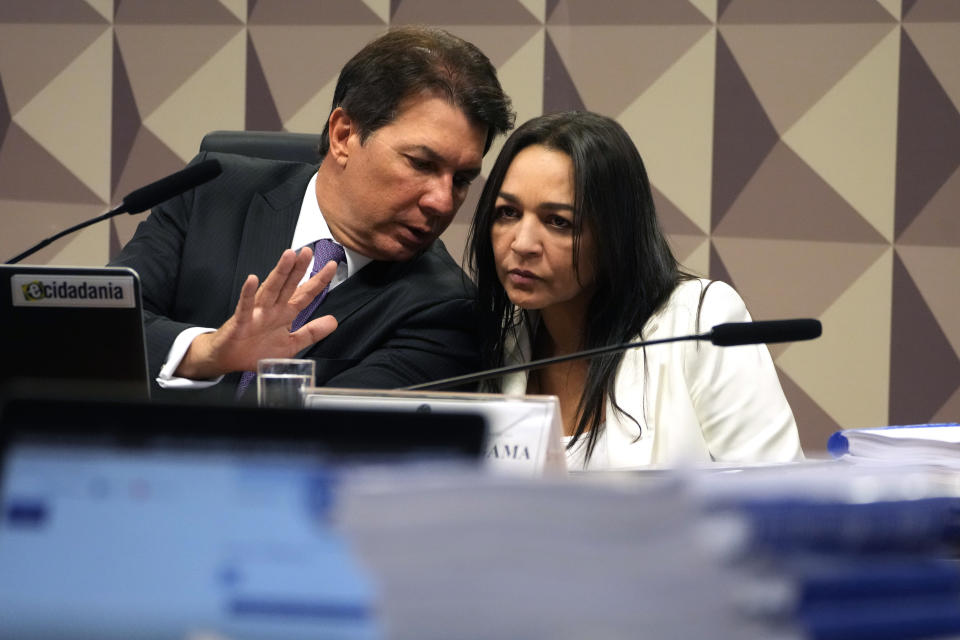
[292,172,372,277]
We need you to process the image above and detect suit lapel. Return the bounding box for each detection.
[230,165,317,304]
[317,259,400,323]
[292,262,395,360]
[295,255,426,363]
[312,241,450,325]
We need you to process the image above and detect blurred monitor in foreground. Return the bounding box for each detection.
[0,394,486,639]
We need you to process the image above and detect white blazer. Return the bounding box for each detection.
[500,279,804,470]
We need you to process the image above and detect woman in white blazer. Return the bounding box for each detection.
[467,112,803,470]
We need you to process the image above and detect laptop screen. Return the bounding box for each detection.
[0,265,150,400]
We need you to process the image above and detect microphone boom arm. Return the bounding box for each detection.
[403,332,711,391]
[6,159,222,265]
[403,318,821,392]
[7,205,126,264]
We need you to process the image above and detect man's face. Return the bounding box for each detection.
[323,95,487,261]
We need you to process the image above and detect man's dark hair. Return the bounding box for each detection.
[318,26,514,157]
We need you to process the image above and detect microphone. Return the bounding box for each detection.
[710,318,822,346]
[120,158,222,214]
[404,318,822,391]
[7,159,222,264]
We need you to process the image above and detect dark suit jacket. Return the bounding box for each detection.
[110,152,480,403]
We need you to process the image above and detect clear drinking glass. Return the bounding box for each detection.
[256,358,315,408]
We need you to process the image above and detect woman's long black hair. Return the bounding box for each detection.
[467,111,693,462]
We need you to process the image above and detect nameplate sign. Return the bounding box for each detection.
[303,389,566,476]
[10,273,136,308]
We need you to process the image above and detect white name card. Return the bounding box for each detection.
[302,389,566,476]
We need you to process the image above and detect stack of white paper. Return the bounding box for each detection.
[827,423,960,468]
[332,465,786,640]
[326,460,960,640]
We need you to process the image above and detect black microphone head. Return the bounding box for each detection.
[710,319,822,347]
[121,159,222,214]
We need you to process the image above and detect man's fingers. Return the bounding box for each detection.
[290,260,338,310]
[233,274,260,322]
[292,314,338,349]
[256,249,301,305]
[314,259,338,292]
[275,247,314,305]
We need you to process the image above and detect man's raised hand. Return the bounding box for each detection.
[175,248,339,379]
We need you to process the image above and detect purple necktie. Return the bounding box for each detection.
[290,239,345,332]
[236,239,345,398]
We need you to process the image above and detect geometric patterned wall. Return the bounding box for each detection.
[1,0,957,453]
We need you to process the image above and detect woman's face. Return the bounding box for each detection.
[490,144,596,314]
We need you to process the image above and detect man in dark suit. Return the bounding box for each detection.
[110,27,515,402]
